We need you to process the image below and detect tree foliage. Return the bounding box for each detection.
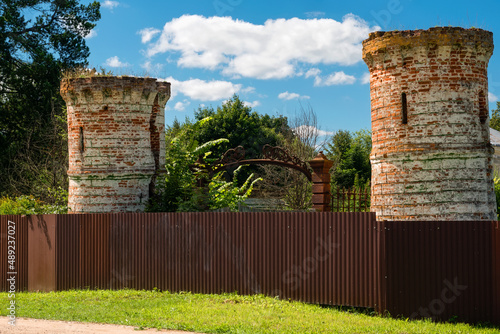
[258,104,325,210]
[0,0,100,200]
[208,167,261,211]
[193,95,291,159]
[494,177,500,221]
[156,97,371,212]
[490,102,500,132]
[326,129,371,189]
[148,116,261,212]
[0,187,68,215]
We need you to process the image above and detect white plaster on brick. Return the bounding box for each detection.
[363,27,497,221]
[61,76,170,213]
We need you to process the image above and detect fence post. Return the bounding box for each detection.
[308,152,333,212]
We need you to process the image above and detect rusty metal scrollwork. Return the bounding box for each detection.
[215,145,246,165]
[261,144,311,174]
[200,144,312,181]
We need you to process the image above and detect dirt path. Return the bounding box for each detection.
[0,317,198,333]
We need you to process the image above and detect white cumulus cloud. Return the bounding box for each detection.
[278,91,310,100]
[244,100,260,108]
[305,68,321,79]
[104,56,130,68]
[85,29,97,39]
[314,71,356,86]
[102,0,119,10]
[174,100,191,111]
[163,76,242,101]
[241,86,256,94]
[138,28,161,44]
[145,14,378,80]
[361,72,370,85]
[489,91,498,103]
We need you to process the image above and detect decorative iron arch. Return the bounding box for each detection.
[195,144,312,181]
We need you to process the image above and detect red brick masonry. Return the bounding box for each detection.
[362,27,496,220]
[60,76,170,213]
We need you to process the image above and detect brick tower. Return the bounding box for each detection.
[362,27,496,220]
[60,76,170,213]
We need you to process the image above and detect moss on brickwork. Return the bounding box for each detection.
[61,76,171,213]
[363,27,496,221]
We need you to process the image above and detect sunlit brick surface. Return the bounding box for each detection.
[362,27,496,220]
[60,76,170,213]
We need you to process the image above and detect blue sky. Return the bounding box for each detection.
[84,0,500,135]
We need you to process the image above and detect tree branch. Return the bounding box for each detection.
[7,3,61,37]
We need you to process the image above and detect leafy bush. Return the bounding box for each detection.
[494,177,500,220]
[0,187,68,215]
[207,167,261,211]
[147,117,260,212]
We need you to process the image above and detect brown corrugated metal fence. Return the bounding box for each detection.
[493,220,500,322]
[1,212,499,324]
[379,220,495,323]
[0,215,28,292]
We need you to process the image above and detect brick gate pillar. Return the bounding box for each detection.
[308,152,333,212]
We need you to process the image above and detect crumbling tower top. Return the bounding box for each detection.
[363,27,493,59]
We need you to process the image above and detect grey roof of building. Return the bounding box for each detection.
[491,128,500,147]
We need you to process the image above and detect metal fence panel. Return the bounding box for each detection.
[382,220,495,323]
[1,212,498,324]
[0,215,28,292]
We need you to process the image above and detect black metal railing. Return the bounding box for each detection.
[331,187,370,212]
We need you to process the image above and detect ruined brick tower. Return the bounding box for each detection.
[60,76,170,213]
[362,27,496,220]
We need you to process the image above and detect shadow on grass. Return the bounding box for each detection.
[318,303,500,330]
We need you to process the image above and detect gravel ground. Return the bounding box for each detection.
[0,317,197,334]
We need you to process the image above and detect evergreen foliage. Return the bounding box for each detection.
[325,129,371,189]
[490,102,500,131]
[0,0,101,201]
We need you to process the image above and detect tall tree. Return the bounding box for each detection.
[0,0,100,200]
[193,95,290,159]
[258,104,326,210]
[326,129,371,189]
[490,102,500,132]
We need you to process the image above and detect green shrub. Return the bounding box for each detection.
[147,115,261,212]
[0,187,68,215]
[494,177,500,220]
[207,166,261,211]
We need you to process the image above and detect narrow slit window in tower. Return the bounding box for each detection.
[401,93,408,124]
[479,91,488,124]
[79,127,85,153]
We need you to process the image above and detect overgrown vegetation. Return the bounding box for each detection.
[149,96,371,212]
[494,177,500,220]
[208,167,261,211]
[0,0,100,202]
[259,105,325,210]
[0,187,68,215]
[191,95,291,160]
[147,112,261,212]
[325,129,371,190]
[490,102,500,132]
[62,66,115,79]
[0,290,497,333]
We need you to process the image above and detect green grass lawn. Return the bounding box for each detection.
[1,290,499,333]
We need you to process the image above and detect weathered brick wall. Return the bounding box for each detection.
[362,27,497,220]
[60,76,170,213]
